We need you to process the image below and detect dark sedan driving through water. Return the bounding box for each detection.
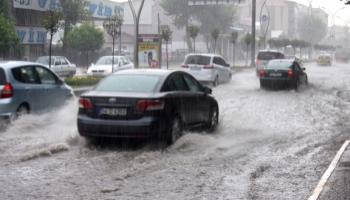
[77,69,219,145]
[259,59,308,90]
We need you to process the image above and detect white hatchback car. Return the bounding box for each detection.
[87,56,134,76]
[182,54,232,86]
[36,56,77,77]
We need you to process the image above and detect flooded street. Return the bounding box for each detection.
[1,63,350,200]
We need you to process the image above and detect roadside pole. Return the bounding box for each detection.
[128,0,145,68]
[251,0,256,68]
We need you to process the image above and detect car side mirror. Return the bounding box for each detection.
[203,86,212,94]
[302,67,306,71]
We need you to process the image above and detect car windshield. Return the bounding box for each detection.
[95,74,160,93]
[96,57,118,65]
[258,52,284,60]
[266,60,293,69]
[185,55,211,65]
[0,67,6,85]
[36,57,53,65]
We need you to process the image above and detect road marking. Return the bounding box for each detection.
[308,140,350,200]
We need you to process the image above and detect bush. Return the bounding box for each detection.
[65,76,102,87]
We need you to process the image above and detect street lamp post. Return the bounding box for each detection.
[103,15,123,72]
[251,0,256,68]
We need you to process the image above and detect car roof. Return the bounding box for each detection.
[114,69,178,76]
[185,53,223,58]
[258,50,283,53]
[0,61,42,69]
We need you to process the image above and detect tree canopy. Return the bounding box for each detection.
[0,14,19,57]
[66,23,104,65]
[298,14,327,44]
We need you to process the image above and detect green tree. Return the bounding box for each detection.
[230,32,238,66]
[0,14,19,58]
[160,0,195,51]
[0,0,11,19]
[196,5,235,52]
[66,23,104,66]
[160,26,172,69]
[60,0,89,51]
[188,25,200,52]
[211,28,220,53]
[43,11,63,68]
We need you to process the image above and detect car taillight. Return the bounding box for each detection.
[204,65,214,69]
[79,98,93,109]
[259,70,266,77]
[0,83,14,99]
[136,99,165,112]
[181,64,189,68]
[288,69,294,77]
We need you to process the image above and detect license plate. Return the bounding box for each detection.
[270,73,282,77]
[100,108,127,116]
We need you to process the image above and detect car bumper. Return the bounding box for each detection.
[77,115,166,138]
[0,99,16,119]
[260,78,295,87]
[188,72,215,82]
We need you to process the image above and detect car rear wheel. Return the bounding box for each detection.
[16,104,29,118]
[207,105,219,133]
[167,117,183,145]
[213,76,219,87]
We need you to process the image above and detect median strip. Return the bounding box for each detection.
[308,140,350,200]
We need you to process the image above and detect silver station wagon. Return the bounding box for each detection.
[0,61,73,119]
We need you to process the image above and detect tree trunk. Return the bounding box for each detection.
[193,38,196,53]
[86,51,89,67]
[246,44,249,66]
[49,32,53,68]
[166,41,169,69]
[112,34,115,72]
[232,43,235,67]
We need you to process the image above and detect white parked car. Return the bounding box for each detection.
[87,56,134,76]
[182,54,232,86]
[36,56,77,77]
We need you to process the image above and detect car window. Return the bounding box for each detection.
[122,57,129,65]
[183,74,202,92]
[185,55,211,65]
[162,77,177,92]
[60,57,68,65]
[35,66,57,85]
[12,66,40,84]
[95,74,160,93]
[0,68,6,85]
[258,52,285,60]
[266,60,293,69]
[172,73,189,91]
[54,58,61,66]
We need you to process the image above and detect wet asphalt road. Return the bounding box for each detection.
[1,63,350,200]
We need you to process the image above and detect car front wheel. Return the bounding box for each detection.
[213,76,219,87]
[207,105,219,133]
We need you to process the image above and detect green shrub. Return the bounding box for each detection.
[65,76,102,87]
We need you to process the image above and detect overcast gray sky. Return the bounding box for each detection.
[294,0,350,26]
[111,0,350,26]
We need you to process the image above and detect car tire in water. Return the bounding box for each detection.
[207,105,219,133]
[16,104,29,118]
[166,117,183,145]
[213,76,219,87]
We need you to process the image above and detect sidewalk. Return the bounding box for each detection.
[318,142,350,200]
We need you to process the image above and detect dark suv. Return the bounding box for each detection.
[256,50,285,74]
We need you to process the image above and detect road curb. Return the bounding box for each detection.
[308,140,350,200]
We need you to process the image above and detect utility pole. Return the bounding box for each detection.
[128,0,146,68]
[251,0,256,67]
